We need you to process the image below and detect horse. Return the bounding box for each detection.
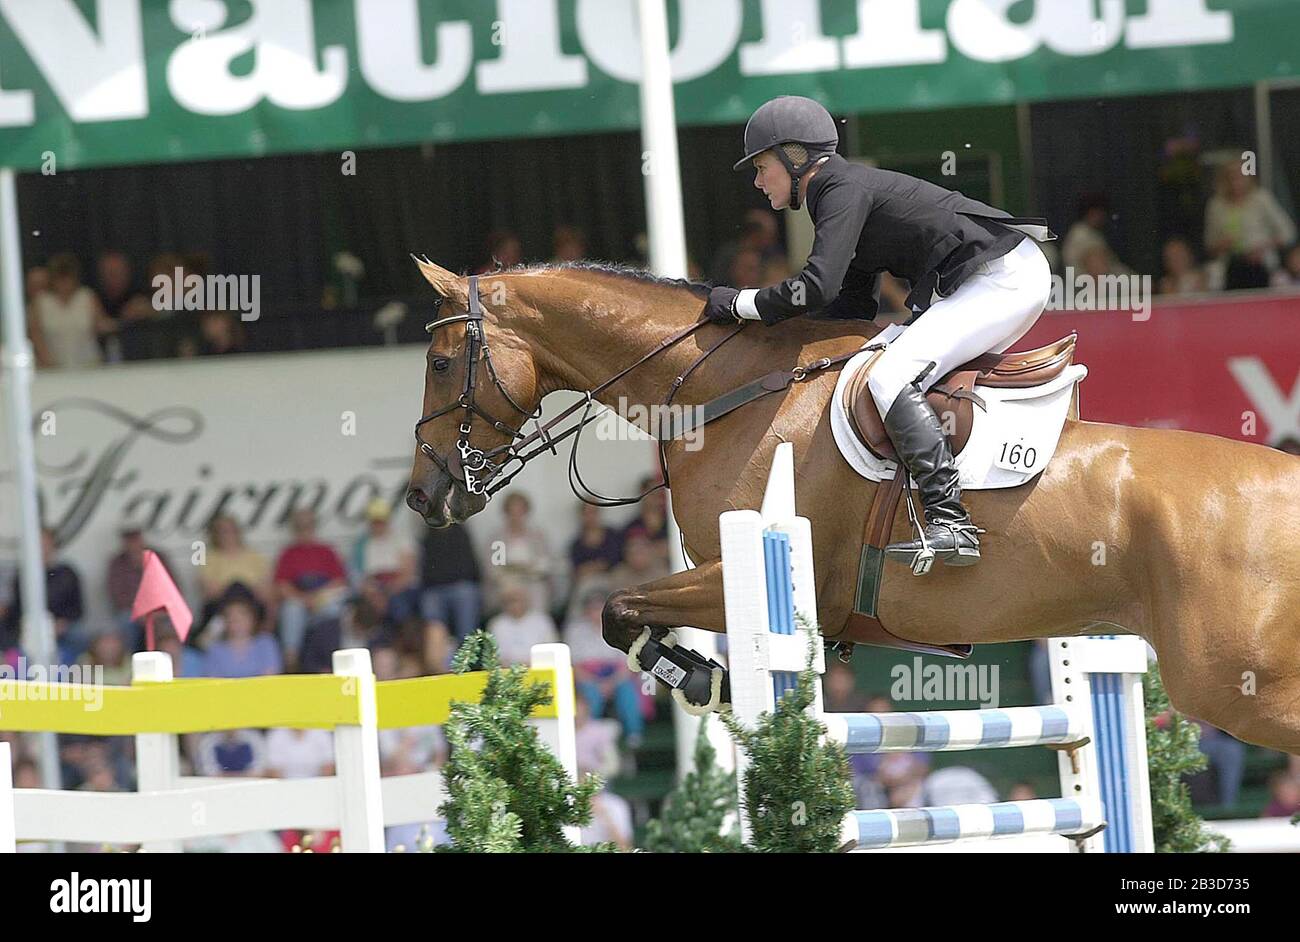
[404,257,1300,757]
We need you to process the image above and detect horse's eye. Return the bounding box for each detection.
[431,357,451,373]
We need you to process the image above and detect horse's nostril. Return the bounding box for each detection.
[406,488,430,514]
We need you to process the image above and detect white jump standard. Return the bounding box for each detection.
[720,442,1153,853]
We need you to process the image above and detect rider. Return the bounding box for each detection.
[705,96,1055,570]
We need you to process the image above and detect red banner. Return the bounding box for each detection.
[1016,290,1300,447]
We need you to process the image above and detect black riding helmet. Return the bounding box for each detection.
[733,96,840,210]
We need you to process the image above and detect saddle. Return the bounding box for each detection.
[842,333,1078,462]
[834,333,1078,660]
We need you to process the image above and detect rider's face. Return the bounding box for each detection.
[752,151,791,210]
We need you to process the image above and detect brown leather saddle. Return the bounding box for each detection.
[833,333,1078,660]
[843,333,1078,462]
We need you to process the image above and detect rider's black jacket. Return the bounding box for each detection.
[752,155,1052,325]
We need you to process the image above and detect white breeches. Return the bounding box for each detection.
[867,237,1053,415]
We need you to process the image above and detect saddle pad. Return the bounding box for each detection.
[829,331,1088,490]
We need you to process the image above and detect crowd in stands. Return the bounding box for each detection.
[1063,163,1299,296]
[0,476,677,850]
[20,153,1300,372]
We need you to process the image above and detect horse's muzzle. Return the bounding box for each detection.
[406,472,485,528]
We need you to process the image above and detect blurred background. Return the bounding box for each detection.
[1,0,1298,850]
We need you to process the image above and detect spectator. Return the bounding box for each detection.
[876,751,930,808]
[144,253,186,319]
[25,265,49,310]
[564,588,645,744]
[155,620,205,677]
[1271,243,1300,289]
[1194,721,1246,808]
[1007,782,1038,801]
[485,581,557,667]
[1062,193,1131,275]
[105,525,174,649]
[573,695,621,782]
[607,532,669,594]
[551,225,587,263]
[0,528,86,665]
[475,229,523,273]
[385,614,452,676]
[826,669,887,809]
[621,476,670,567]
[709,209,782,284]
[1262,769,1300,818]
[1204,162,1296,290]
[27,253,113,369]
[419,521,482,643]
[265,725,334,779]
[299,579,395,675]
[273,508,349,668]
[484,492,554,616]
[728,248,763,288]
[570,503,622,583]
[1157,236,1208,296]
[352,498,419,622]
[204,595,282,678]
[194,728,268,776]
[922,765,999,806]
[823,661,867,712]
[577,706,635,850]
[761,256,793,287]
[77,628,131,686]
[200,515,272,615]
[94,251,149,322]
[196,310,246,356]
[565,503,621,622]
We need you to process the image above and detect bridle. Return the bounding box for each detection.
[413,275,537,498]
[413,274,737,506]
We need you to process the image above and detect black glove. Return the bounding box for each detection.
[704,286,741,324]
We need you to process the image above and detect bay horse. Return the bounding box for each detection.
[405,257,1300,757]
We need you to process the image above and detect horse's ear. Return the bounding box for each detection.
[411,255,469,306]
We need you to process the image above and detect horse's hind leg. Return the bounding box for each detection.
[601,559,726,654]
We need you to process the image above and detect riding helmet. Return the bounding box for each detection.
[733,96,840,209]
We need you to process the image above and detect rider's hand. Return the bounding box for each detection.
[704,286,741,324]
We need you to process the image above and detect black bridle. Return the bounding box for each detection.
[413,274,729,505]
[413,275,537,498]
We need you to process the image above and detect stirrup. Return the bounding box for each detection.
[899,471,934,576]
[889,473,984,574]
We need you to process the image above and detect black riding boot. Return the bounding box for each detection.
[882,382,982,570]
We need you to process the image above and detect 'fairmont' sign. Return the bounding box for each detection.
[0,0,1288,171]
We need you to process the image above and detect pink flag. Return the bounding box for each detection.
[130,550,192,647]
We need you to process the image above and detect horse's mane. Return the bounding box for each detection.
[496,260,712,299]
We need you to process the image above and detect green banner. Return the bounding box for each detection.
[0,0,1293,171]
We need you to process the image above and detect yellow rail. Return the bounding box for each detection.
[0,668,559,735]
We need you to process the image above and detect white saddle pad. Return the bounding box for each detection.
[829,326,1088,490]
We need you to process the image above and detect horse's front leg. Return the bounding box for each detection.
[602,560,729,712]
